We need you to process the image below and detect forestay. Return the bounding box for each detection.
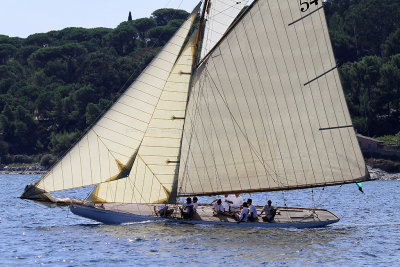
[34,7,199,193]
[200,0,249,59]
[178,0,368,196]
[88,34,197,204]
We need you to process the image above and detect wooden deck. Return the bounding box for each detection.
[97,203,339,224]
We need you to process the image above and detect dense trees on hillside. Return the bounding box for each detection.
[0,8,189,164]
[0,1,400,165]
[325,0,400,136]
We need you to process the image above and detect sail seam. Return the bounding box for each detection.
[304,2,347,183]
[94,124,143,142]
[284,0,323,186]
[109,108,151,125]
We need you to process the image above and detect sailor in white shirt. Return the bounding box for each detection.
[260,200,277,222]
[213,199,224,215]
[236,202,249,223]
[180,197,194,219]
[220,194,233,212]
[192,196,199,213]
[247,198,258,222]
[230,193,244,212]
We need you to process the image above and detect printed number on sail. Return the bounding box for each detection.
[300,0,319,12]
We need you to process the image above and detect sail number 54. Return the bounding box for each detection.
[300,0,319,12]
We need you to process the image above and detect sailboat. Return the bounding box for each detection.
[21,0,371,228]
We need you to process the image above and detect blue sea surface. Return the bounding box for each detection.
[0,174,399,266]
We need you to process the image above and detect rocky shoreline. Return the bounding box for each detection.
[0,164,47,175]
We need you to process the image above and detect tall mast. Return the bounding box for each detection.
[194,0,210,64]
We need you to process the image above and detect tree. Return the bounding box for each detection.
[151,8,188,26]
[381,29,400,58]
[128,11,133,21]
[132,18,157,40]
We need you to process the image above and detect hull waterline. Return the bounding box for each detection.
[70,204,339,228]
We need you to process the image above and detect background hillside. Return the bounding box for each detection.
[0,0,400,165]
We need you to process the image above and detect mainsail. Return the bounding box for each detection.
[26,6,199,195]
[178,0,369,196]
[200,0,249,59]
[87,33,197,204]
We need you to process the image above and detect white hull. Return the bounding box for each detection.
[70,204,339,229]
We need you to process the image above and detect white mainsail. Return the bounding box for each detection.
[178,0,368,196]
[200,0,248,59]
[88,33,197,204]
[32,7,199,193]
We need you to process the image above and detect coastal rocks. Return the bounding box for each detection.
[365,158,400,173]
[0,165,47,175]
[368,165,400,180]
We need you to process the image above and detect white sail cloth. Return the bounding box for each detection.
[88,34,197,204]
[200,0,248,59]
[178,0,367,196]
[34,7,199,193]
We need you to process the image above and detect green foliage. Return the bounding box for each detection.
[151,8,188,25]
[40,153,57,167]
[50,131,79,155]
[0,3,399,163]
[376,131,400,146]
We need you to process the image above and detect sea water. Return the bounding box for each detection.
[0,172,399,266]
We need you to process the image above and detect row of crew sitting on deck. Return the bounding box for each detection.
[213,195,277,223]
[155,195,276,223]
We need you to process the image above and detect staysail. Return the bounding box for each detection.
[200,0,248,59]
[29,7,199,194]
[87,33,197,204]
[178,0,369,197]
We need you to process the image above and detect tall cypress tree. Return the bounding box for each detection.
[128,11,132,21]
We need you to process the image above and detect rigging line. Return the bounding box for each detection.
[204,60,242,190]
[264,0,305,188]
[205,61,281,186]
[185,80,218,193]
[236,18,278,190]
[178,84,207,196]
[202,75,221,191]
[208,1,246,19]
[306,2,346,184]
[256,1,296,188]
[296,1,333,185]
[182,71,218,195]
[314,185,343,209]
[202,58,242,189]
[96,135,102,188]
[215,41,253,186]
[197,0,260,67]
[204,67,286,188]
[202,1,246,54]
[87,134,94,186]
[242,11,278,184]
[247,8,285,185]
[199,75,233,191]
[230,28,266,190]
[42,8,198,183]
